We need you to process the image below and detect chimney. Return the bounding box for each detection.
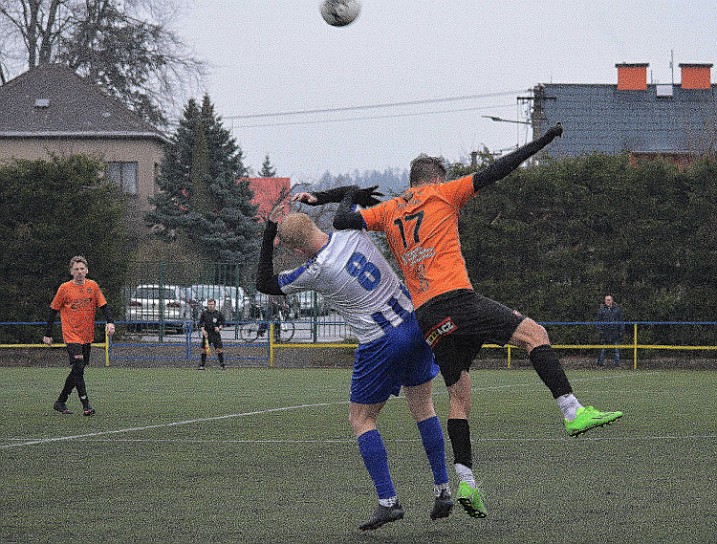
[615,63,649,90]
[679,63,713,89]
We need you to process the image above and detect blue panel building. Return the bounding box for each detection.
[530,62,716,167]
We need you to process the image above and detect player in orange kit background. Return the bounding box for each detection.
[43,256,115,415]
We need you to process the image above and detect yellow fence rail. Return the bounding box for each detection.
[1,322,715,368]
[271,322,717,369]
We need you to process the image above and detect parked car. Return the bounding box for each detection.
[191,284,247,320]
[126,284,194,332]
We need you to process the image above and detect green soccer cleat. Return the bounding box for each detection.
[565,406,624,437]
[456,481,487,518]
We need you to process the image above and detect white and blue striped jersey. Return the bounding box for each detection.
[277,229,414,344]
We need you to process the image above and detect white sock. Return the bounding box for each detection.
[455,463,475,488]
[557,393,583,420]
[379,496,398,507]
[434,482,451,497]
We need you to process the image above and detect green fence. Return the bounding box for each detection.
[122,260,334,341]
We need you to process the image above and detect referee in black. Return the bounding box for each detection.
[197,299,225,369]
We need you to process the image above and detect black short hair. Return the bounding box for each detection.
[409,154,446,186]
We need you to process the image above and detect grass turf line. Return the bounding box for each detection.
[1,368,715,544]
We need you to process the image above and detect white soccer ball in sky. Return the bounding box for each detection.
[320,0,360,27]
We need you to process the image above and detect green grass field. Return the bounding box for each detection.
[1,367,715,544]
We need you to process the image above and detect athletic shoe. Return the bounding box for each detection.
[197,366,205,371]
[565,406,624,437]
[53,401,72,415]
[358,502,405,531]
[430,489,454,520]
[82,405,95,416]
[456,481,488,518]
[220,365,226,370]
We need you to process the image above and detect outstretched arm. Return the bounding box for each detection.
[333,187,366,231]
[472,123,563,191]
[293,185,383,207]
[256,220,285,296]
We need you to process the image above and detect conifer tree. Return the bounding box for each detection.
[146,95,260,277]
[259,155,277,177]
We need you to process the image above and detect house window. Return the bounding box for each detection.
[106,162,138,194]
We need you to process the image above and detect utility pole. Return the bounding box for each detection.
[527,85,545,139]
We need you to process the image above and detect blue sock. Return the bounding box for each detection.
[417,416,450,486]
[357,429,395,500]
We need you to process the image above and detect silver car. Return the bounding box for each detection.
[126,284,193,332]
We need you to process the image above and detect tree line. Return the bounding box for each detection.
[449,154,716,344]
[3,150,715,342]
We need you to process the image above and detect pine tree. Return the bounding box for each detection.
[146,95,260,278]
[259,155,277,177]
[146,98,198,241]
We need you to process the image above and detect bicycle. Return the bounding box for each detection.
[239,302,295,342]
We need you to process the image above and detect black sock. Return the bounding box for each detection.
[447,418,472,468]
[200,353,207,365]
[218,353,224,365]
[530,344,572,399]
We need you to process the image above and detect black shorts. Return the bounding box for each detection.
[416,290,525,387]
[202,332,223,349]
[66,343,91,365]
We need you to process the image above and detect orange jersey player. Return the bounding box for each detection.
[44,256,115,416]
[297,123,623,519]
[359,174,475,309]
[49,277,108,344]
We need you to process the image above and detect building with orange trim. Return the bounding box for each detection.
[528,61,716,168]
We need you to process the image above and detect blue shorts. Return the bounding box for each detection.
[350,315,439,405]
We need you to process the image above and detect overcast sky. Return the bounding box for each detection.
[175,1,717,183]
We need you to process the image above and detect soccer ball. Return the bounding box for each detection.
[320,0,360,27]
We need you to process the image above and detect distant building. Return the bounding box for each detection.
[242,177,291,221]
[529,62,717,168]
[0,64,167,211]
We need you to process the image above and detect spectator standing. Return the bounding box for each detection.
[596,294,625,367]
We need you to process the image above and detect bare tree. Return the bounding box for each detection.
[0,0,204,125]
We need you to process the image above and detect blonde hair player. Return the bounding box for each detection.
[256,195,452,531]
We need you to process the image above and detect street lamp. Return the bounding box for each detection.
[482,115,531,125]
[482,115,535,162]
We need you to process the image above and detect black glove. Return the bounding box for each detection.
[544,122,563,141]
[353,185,384,207]
[310,185,383,206]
